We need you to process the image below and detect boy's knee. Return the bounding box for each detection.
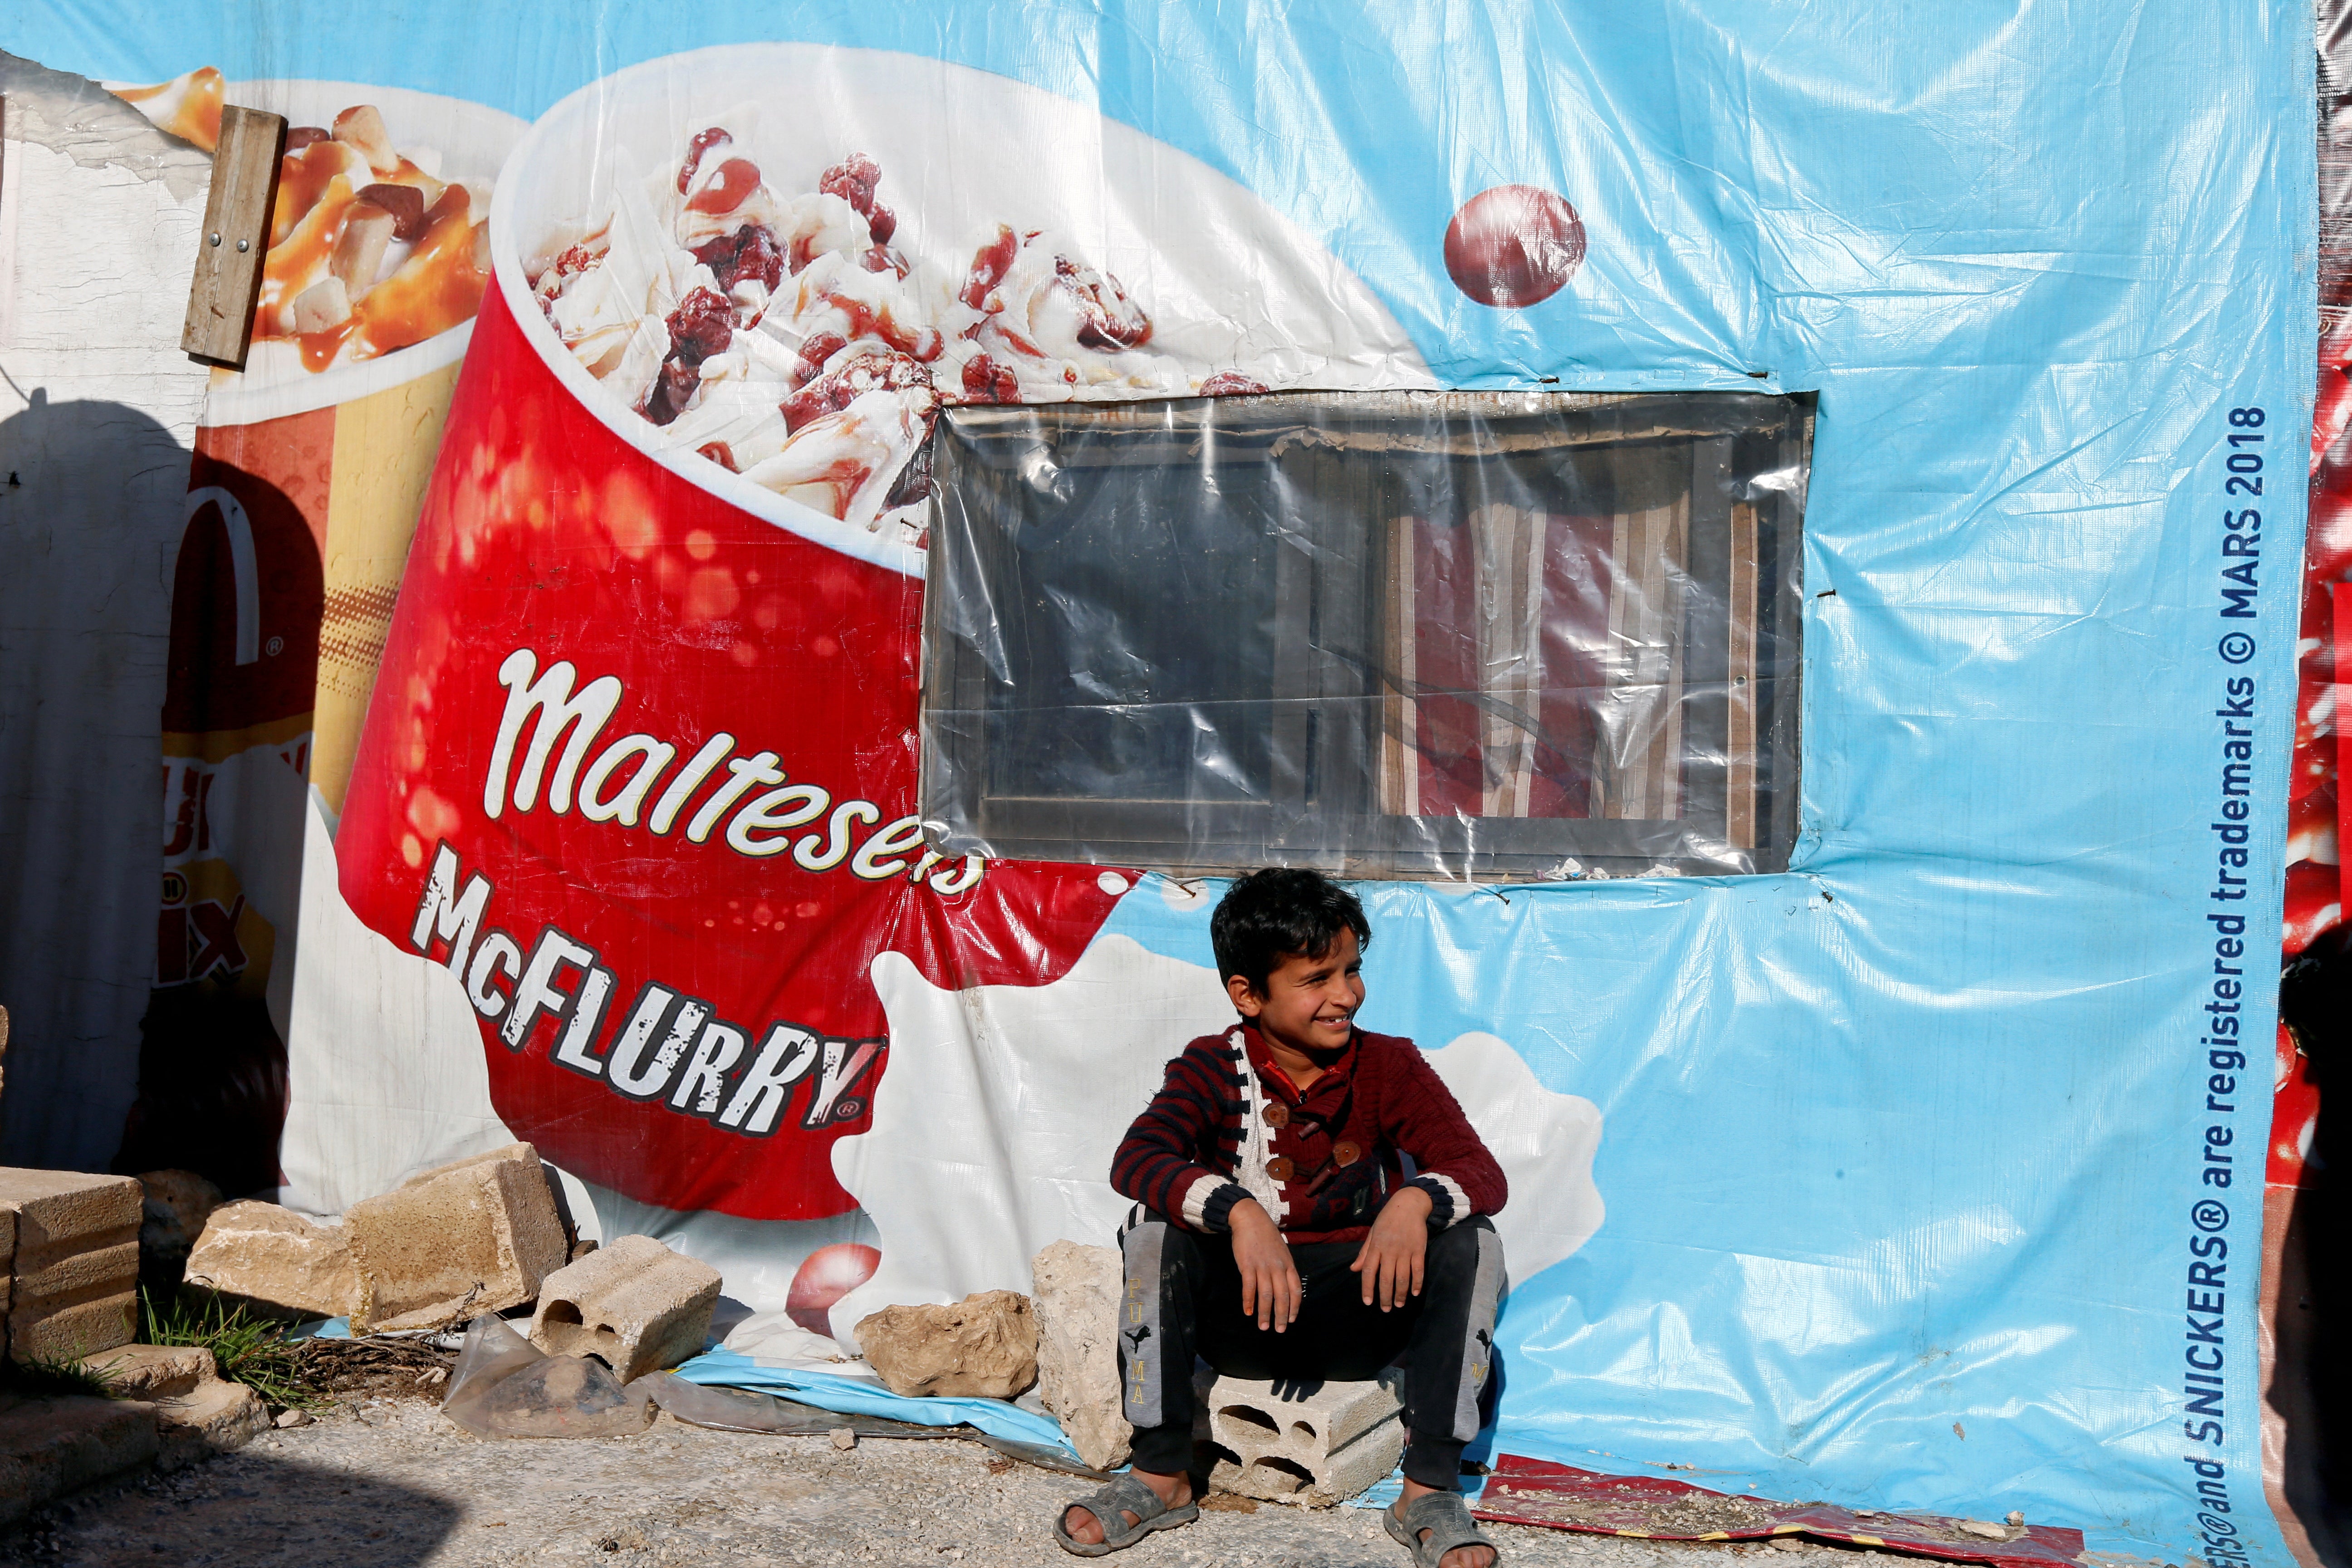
[1426,1215,1501,1280]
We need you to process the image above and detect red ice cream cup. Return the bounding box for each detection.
[333,52,1160,1224]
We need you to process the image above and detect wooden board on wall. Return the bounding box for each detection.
[180,105,285,369]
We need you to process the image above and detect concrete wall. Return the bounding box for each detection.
[0,54,211,1167]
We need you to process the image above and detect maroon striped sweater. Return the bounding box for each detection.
[1110,1023,1507,1245]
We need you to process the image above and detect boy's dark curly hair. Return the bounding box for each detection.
[1210,868,1372,998]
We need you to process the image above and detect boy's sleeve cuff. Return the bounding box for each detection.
[1408,1173,1471,1228]
[1187,1176,1254,1232]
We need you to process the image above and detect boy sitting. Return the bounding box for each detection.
[1054,868,1507,1568]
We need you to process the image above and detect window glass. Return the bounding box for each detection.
[922,390,1810,879]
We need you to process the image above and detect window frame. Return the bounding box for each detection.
[921,390,1809,880]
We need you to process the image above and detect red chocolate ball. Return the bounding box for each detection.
[786,1242,882,1337]
[1444,185,1586,308]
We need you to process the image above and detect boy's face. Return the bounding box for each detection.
[1228,926,1365,1058]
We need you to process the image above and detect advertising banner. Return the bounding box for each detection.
[15,5,2317,1563]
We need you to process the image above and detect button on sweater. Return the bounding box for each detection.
[1109,1022,1507,1245]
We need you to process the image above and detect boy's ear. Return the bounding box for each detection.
[1225,974,1264,1017]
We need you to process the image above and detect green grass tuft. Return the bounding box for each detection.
[142,1289,330,1411]
[0,1348,123,1401]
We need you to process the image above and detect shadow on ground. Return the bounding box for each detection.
[0,1452,462,1567]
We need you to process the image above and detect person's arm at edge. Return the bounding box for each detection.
[1108,1039,1303,1329]
[1108,1038,1257,1233]
[1352,1038,1506,1309]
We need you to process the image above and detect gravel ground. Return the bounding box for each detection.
[0,1396,1918,1568]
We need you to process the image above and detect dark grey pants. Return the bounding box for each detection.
[1116,1212,1503,1489]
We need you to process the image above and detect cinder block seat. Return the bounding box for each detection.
[1193,1367,1406,1506]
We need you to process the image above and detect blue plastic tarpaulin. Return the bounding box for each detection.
[17,6,2315,1563]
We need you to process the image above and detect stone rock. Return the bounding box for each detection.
[0,1169,141,1363]
[528,1234,721,1383]
[831,1426,856,1450]
[75,1343,212,1401]
[274,1407,313,1429]
[0,1393,159,1529]
[134,1171,222,1289]
[346,1143,568,1333]
[184,1200,363,1321]
[1196,1367,1405,1506]
[1029,1240,1130,1470]
[154,1378,268,1471]
[855,1290,1038,1400]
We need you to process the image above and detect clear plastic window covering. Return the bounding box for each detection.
[921,390,1810,880]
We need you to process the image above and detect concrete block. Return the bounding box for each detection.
[1195,1367,1406,1506]
[77,1343,214,1401]
[154,1378,269,1472]
[0,1169,141,1364]
[0,1394,160,1529]
[1030,1240,1131,1471]
[346,1143,568,1333]
[185,1200,363,1321]
[527,1234,721,1382]
[855,1290,1038,1399]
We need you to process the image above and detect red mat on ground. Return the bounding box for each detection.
[1472,1456,2087,1567]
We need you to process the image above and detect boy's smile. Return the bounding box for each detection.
[1227,926,1366,1068]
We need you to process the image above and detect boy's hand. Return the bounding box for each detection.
[1228,1200,1301,1332]
[1351,1185,1433,1311]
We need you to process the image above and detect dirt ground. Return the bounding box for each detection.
[0,1393,1928,1568]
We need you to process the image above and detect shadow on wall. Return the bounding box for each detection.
[0,391,191,1172]
[111,446,327,1198]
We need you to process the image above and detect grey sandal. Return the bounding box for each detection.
[1052,1472,1200,1556]
[1386,1489,1501,1568]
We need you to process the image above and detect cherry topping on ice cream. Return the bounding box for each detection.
[960,353,1019,404]
[671,302,735,369]
[960,225,1020,309]
[529,127,1199,541]
[782,348,934,433]
[819,153,882,217]
[694,223,786,294]
[668,287,737,363]
[1053,256,1152,350]
[687,158,763,216]
[792,331,849,390]
[817,154,900,257]
[642,286,739,426]
[679,127,734,194]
